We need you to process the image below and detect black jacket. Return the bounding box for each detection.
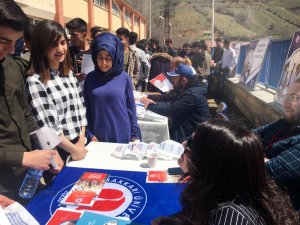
[0,56,39,199]
[148,78,211,142]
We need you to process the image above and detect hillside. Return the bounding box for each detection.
[128,0,300,47]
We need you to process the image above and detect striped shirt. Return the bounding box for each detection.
[209,202,266,225]
[26,70,87,140]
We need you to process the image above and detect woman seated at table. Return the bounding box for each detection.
[153,119,299,225]
[84,32,141,143]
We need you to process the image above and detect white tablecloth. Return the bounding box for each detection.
[67,142,178,172]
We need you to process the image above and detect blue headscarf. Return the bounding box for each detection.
[91,32,124,78]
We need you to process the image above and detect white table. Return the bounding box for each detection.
[67,142,178,172]
[138,120,170,143]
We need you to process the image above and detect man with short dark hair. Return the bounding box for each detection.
[141,63,211,142]
[254,79,300,213]
[166,38,177,57]
[116,27,140,89]
[217,39,236,79]
[129,32,150,91]
[0,0,63,201]
[212,37,223,64]
[90,26,105,40]
[66,18,91,87]
[190,41,205,77]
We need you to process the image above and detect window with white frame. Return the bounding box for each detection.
[125,10,131,21]
[134,16,139,26]
[112,2,120,16]
[94,0,107,9]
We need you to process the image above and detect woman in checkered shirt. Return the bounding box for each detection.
[26,20,88,165]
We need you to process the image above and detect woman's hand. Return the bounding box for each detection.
[0,195,15,208]
[71,145,88,161]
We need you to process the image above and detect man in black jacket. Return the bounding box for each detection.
[141,63,211,142]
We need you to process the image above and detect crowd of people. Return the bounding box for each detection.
[0,1,300,224]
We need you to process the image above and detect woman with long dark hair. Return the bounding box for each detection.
[26,20,87,164]
[153,120,299,225]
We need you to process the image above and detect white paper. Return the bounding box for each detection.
[0,206,10,225]
[2,202,39,225]
[80,54,94,75]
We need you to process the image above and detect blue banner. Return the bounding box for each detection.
[26,167,185,225]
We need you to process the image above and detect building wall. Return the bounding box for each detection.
[16,0,147,39]
[111,14,122,33]
[63,0,88,22]
[94,6,109,29]
[15,0,55,20]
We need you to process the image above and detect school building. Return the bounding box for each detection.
[14,0,147,39]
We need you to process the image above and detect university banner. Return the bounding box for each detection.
[239,37,271,89]
[26,167,185,225]
[275,31,300,105]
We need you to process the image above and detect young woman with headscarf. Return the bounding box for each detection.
[84,32,141,143]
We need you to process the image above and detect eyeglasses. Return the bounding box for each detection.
[278,94,300,103]
[97,56,112,62]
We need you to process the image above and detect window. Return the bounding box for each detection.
[94,0,107,9]
[134,16,139,26]
[112,2,120,16]
[125,10,131,21]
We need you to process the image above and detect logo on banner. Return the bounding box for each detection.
[50,176,147,220]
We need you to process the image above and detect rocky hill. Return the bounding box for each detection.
[128,0,300,47]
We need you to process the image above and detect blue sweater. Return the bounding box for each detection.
[84,71,141,143]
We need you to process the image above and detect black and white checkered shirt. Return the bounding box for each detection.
[26,70,87,140]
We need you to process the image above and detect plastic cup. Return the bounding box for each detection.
[147,151,158,168]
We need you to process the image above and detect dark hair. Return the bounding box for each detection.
[91,26,104,39]
[223,39,230,45]
[166,38,173,44]
[150,37,159,46]
[183,43,190,48]
[29,20,72,83]
[0,0,29,31]
[116,27,130,38]
[24,23,36,44]
[136,39,148,50]
[191,41,201,49]
[129,32,138,45]
[215,37,222,42]
[180,120,298,225]
[66,18,87,32]
[200,43,208,51]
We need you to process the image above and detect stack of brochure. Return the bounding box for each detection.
[60,172,109,207]
[111,140,184,160]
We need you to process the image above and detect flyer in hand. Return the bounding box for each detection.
[149,73,173,92]
[60,172,109,207]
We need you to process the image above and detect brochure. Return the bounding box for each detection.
[146,170,181,183]
[111,140,184,161]
[46,208,82,225]
[0,202,39,225]
[76,211,133,225]
[60,172,109,207]
[149,73,173,92]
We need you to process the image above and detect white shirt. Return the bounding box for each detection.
[220,47,236,70]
